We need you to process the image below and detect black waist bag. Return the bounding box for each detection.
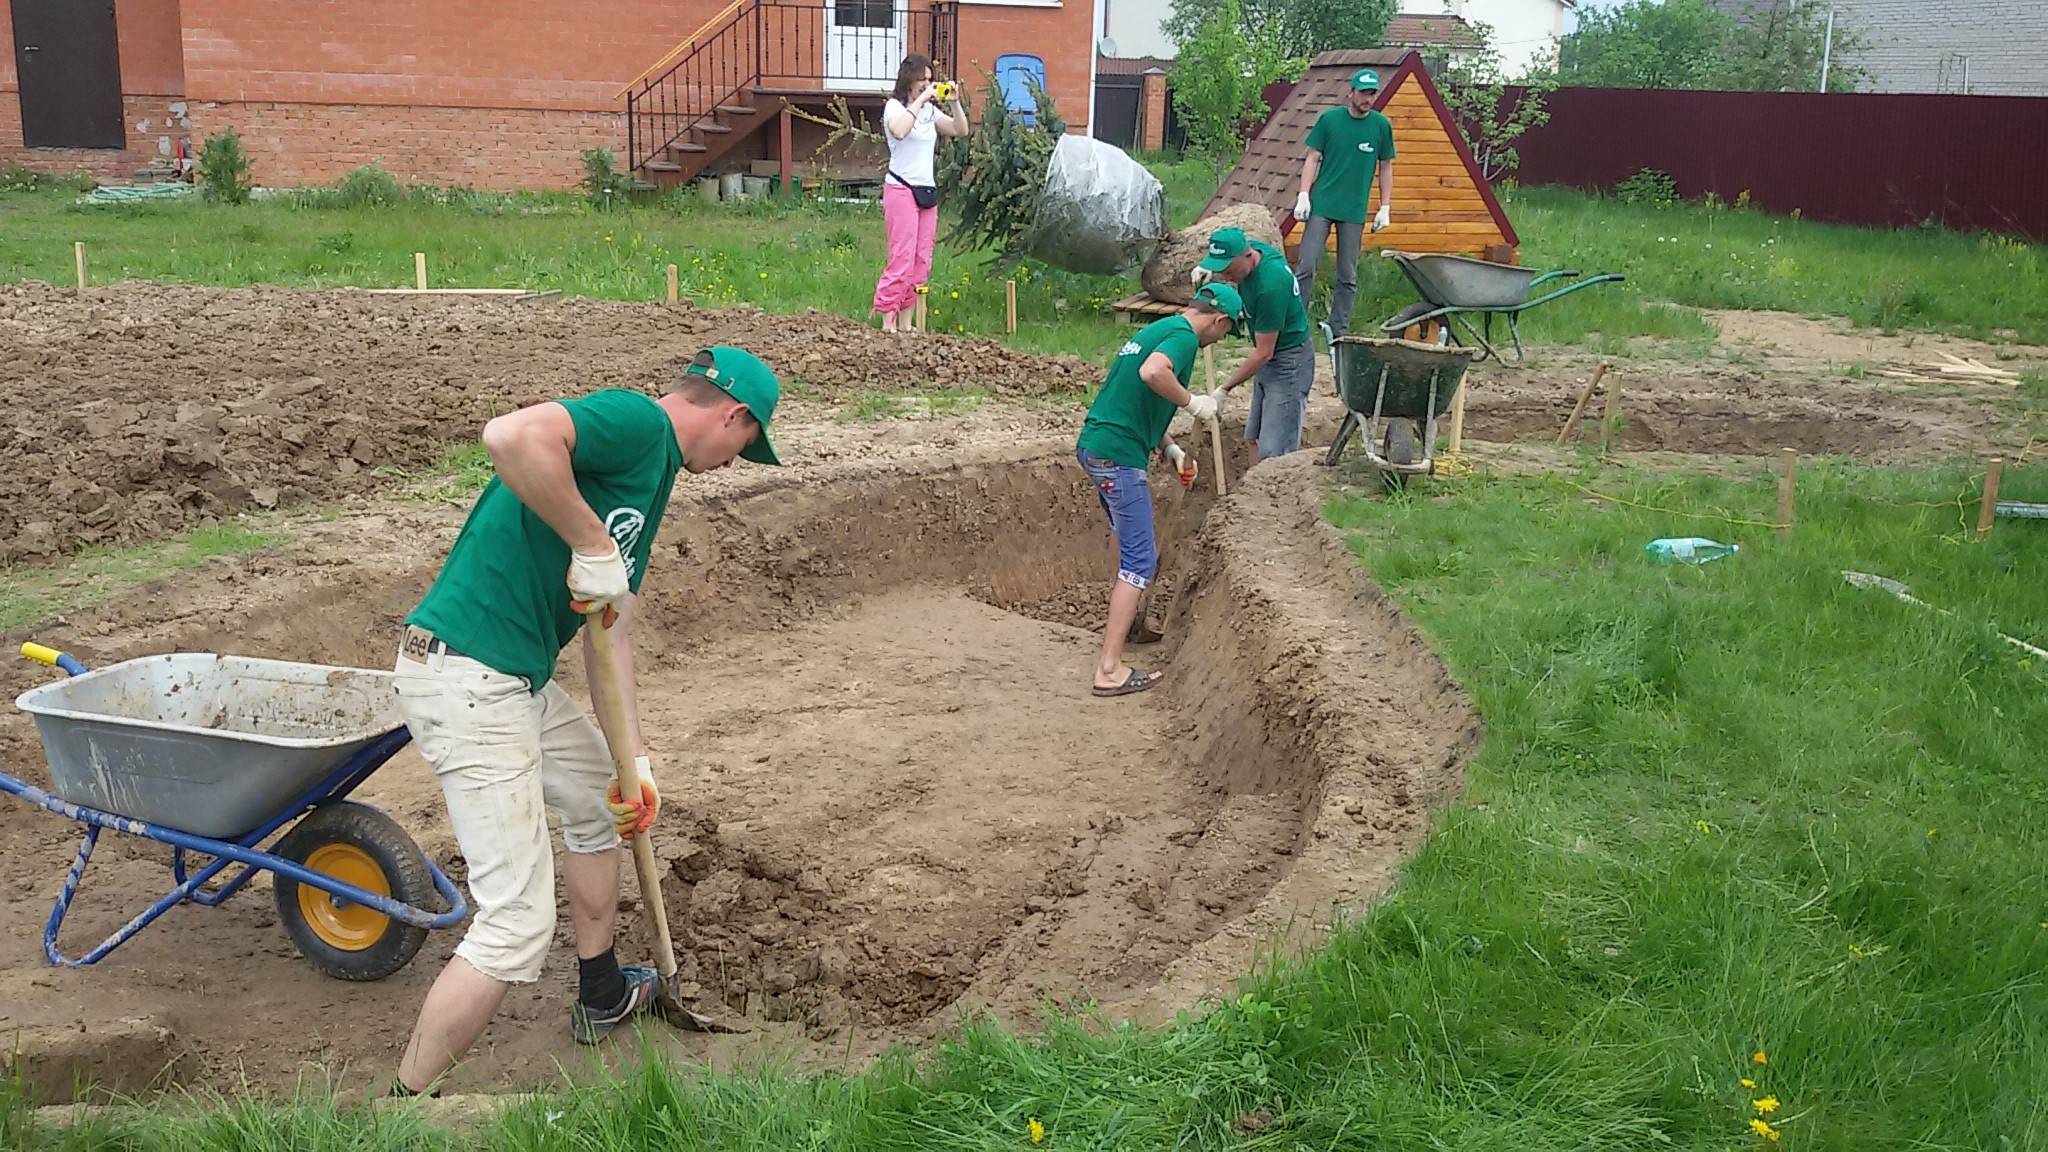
[889,171,937,209]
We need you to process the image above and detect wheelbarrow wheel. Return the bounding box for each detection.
[1380,420,1417,492]
[273,801,434,982]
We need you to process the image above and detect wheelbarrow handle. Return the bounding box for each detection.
[20,642,87,678]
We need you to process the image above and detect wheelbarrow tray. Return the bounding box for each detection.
[1386,251,1538,308]
[15,654,401,839]
[1333,336,1483,421]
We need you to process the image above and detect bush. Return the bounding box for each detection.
[197,129,254,205]
[581,149,635,209]
[1614,167,1676,207]
[328,164,405,207]
[1,164,95,194]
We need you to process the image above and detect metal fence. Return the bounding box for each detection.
[1506,85,2048,241]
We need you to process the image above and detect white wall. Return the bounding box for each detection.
[1830,0,2048,96]
[1409,0,1565,75]
[1104,0,1178,60]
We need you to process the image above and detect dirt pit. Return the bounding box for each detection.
[0,446,1473,1100]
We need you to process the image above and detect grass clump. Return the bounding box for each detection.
[0,522,286,633]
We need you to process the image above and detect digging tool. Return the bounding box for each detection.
[583,611,744,1034]
[1207,415,1227,497]
[1841,570,2048,660]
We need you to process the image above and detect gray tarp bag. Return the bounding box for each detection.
[1023,133,1166,275]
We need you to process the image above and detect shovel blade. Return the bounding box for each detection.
[654,991,747,1034]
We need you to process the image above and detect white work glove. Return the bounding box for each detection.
[1190,265,1213,288]
[1184,392,1219,424]
[1373,204,1391,233]
[1163,442,1197,489]
[1295,191,1311,220]
[567,542,631,627]
[607,756,659,839]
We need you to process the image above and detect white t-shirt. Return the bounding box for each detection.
[884,98,940,188]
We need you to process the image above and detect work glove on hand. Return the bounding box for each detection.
[1163,443,1197,489]
[1294,191,1311,221]
[1184,392,1220,424]
[1373,204,1391,233]
[1190,265,1213,288]
[568,542,630,628]
[607,757,659,839]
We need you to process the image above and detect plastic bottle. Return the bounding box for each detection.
[1645,537,1739,564]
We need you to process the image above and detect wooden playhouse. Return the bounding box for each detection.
[1205,48,1518,264]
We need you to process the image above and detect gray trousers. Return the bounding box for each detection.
[1243,341,1317,458]
[1294,215,1364,339]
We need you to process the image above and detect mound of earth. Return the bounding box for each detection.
[0,284,1093,562]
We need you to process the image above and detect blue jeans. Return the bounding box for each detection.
[1244,340,1317,458]
[1077,448,1157,589]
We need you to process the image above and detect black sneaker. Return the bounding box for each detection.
[570,963,660,1045]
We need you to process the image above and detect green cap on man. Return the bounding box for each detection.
[1350,68,1380,91]
[1192,281,1245,333]
[1196,227,1251,273]
[685,345,783,465]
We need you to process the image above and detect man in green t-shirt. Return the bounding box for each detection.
[389,346,780,1096]
[1196,226,1315,465]
[1077,282,1241,697]
[1292,67,1396,339]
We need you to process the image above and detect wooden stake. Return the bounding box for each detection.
[1598,370,1626,455]
[1446,381,1468,453]
[1005,279,1017,335]
[666,263,679,304]
[74,242,87,291]
[1556,362,1608,445]
[1976,457,2004,541]
[414,252,428,291]
[1777,448,1797,538]
[915,289,927,332]
[1208,417,1227,497]
[1203,345,1216,393]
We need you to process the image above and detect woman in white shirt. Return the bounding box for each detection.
[872,53,967,333]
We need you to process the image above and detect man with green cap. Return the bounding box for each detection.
[388,346,780,1095]
[1077,282,1241,697]
[1196,226,1314,464]
[1292,66,1396,338]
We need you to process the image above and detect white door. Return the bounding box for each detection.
[824,0,904,92]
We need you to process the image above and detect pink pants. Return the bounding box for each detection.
[873,181,937,315]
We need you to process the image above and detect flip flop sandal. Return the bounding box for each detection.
[1092,668,1164,698]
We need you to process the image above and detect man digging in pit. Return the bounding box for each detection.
[1077,282,1243,697]
[388,347,780,1096]
[1196,226,1316,466]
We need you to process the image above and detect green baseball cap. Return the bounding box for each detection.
[1192,282,1245,332]
[1196,226,1251,273]
[685,345,782,465]
[1350,68,1380,91]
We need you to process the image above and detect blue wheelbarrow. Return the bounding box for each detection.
[2,644,466,981]
[1379,250,1625,366]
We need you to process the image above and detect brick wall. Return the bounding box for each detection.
[193,100,621,188]
[0,94,192,181]
[1830,0,2048,96]
[953,2,1095,132]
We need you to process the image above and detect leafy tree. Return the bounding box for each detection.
[1558,0,1727,89]
[1170,0,1296,173]
[1440,23,1555,184]
[196,129,253,205]
[1164,0,1392,59]
[1720,0,1866,92]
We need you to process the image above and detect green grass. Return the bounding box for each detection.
[370,441,496,504]
[1504,186,2048,345]
[0,522,287,633]
[10,457,2047,1149]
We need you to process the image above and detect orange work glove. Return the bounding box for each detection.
[1163,442,1198,489]
[606,757,659,838]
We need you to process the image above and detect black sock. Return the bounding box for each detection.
[389,1078,437,1099]
[579,946,627,1009]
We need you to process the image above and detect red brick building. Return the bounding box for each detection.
[3,0,1100,189]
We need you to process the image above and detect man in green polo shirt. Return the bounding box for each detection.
[1293,67,1396,339]
[389,346,780,1096]
[1077,282,1241,697]
[1196,226,1315,464]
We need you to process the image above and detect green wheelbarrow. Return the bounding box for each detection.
[1379,250,1625,366]
[1322,325,1483,488]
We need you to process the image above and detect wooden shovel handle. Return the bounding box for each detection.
[583,613,678,983]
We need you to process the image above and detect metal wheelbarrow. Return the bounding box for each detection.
[2,644,466,981]
[1322,326,1483,488]
[1379,250,1625,366]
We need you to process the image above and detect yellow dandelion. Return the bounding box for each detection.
[1752,1050,1769,1066]
[1927,828,1938,838]
[1740,1078,1756,1089]
[1695,819,1714,835]
[950,290,959,299]
[1754,1096,1780,1115]
[1028,1116,1046,1144]
[760,271,768,279]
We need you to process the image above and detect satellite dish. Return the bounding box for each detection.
[1098,36,1120,58]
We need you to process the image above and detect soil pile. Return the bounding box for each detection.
[1141,203,1286,305]
[0,284,1093,561]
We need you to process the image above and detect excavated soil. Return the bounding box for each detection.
[0,426,1469,1101]
[0,283,1093,562]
